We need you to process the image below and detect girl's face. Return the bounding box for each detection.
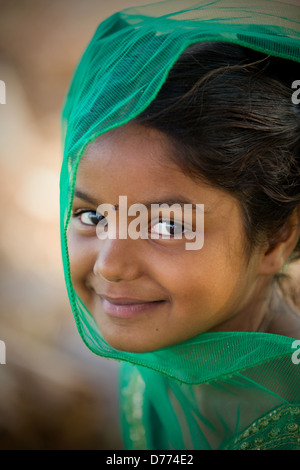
[68,124,269,353]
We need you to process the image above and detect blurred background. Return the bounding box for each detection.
[0,0,299,451]
[0,0,164,450]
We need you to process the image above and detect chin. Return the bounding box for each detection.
[105,338,158,354]
[99,329,163,354]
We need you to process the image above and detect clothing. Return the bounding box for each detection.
[60,0,300,450]
[120,341,300,450]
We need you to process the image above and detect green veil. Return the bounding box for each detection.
[60,0,300,450]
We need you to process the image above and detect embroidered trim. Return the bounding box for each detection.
[121,369,147,449]
[224,403,300,450]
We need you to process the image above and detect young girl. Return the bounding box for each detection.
[60,0,300,450]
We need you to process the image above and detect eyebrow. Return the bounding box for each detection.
[74,189,207,211]
[74,189,99,206]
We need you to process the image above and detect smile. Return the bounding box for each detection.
[99,295,167,319]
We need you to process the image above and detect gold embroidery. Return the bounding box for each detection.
[121,368,147,450]
[224,404,300,450]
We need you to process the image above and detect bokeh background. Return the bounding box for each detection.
[0,0,164,450]
[0,0,299,450]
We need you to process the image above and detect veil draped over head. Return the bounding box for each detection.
[61,0,300,450]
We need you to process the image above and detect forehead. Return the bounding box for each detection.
[80,123,178,178]
[78,123,204,201]
[75,123,239,221]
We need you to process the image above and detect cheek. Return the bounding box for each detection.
[67,229,95,297]
[168,244,247,320]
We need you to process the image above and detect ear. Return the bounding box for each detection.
[258,206,300,275]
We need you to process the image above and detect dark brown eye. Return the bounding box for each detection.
[151,218,185,237]
[76,210,106,226]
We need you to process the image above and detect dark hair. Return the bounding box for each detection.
[134,42,300,287]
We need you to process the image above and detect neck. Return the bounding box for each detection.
[211,277,300,338]
[261,281,300,339]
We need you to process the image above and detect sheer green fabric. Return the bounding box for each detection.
[60,0,300,450]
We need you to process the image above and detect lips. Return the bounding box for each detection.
[98,294,167,318]
[100,294,164,305]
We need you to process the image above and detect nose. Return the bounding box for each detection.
[93,238,143,282]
